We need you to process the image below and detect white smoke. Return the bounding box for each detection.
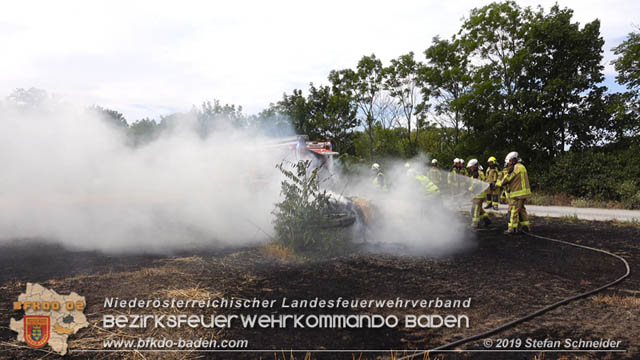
[0,94,487,256]
[335,155,488,256]
[0,97,287,252]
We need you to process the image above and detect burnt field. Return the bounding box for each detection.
[0,215,638,360]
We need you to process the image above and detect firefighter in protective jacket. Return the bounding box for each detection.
[496,152,532,234]
[371,163,387,192]
[428,159,443,188]
[467,159,491,229]
[448,158,468,196]
[484,156,501,210]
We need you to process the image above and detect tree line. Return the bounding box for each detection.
[4,1,640,204]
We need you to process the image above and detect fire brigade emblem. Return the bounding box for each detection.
[24,315,50,348]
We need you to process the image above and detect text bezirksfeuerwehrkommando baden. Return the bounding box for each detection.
[103,296,471,310]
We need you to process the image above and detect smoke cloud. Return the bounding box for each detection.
[0,98,287,252]
[333,156,486,256]
[0,95,486,255]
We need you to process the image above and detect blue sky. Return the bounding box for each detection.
[1,0,638,122]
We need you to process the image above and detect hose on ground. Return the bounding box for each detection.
[397,231,631,359]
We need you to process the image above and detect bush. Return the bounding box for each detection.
[536,147,640,202]
[623,191,640,209]
[617,180,637,199]
[272,160,351,255]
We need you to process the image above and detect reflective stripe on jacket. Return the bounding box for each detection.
[416,175,440,196]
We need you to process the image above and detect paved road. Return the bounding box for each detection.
[490,204,640,222]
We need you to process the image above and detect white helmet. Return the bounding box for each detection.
[371,163,380,171]
[453,158,459,164]
[431,159,438,164]
[467,158,478,168]
[459,158,465,164]
[505,151,519,164]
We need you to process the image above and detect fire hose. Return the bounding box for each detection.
[397,231,631,359]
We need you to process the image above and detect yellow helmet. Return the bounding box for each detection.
[488,156,496,163]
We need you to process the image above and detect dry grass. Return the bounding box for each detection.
[592,294,640,309]
[164,256,207,265]
[388,351,434,360]
[162,286,211,301]
[608,219,640,228]
[528,192,575,206]
[528,192,628,209]
[559,214,581,223]
[261,243,306,263]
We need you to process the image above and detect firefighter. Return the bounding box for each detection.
[428,159,443,188]
[407,166,440,216]
[496,152,531,234]
[416,173,440,197]
[448,158,467,196]
[371,163,387,191]
[467,159,491,229]
[484,156,501,210]
[448,158,459,196]
[468,159,484,180]
[458,158,469,176]
[405,164,438,195]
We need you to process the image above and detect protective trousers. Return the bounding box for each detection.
[507,198,530,232]
[471,198,489,228]
[486,189,500,209]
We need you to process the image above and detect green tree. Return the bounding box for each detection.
[6,87,55,110]
[329,54,385,160]
[249,104,295,137]
[193,100,246,136]
[611,29,640,143]
[277,88,314,137]
[422,36,472,151]
[612,30,640,91]
[129,118,161,146]
[278,84,358,153]
[457,1,531,158]
[603,92,640,145]
[384,52,425,153]
[305,84,358,153]
[523,5,606,153]
[90,105,128,128]
[456,1,607,164]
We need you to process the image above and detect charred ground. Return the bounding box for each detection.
[0,215,638,360]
